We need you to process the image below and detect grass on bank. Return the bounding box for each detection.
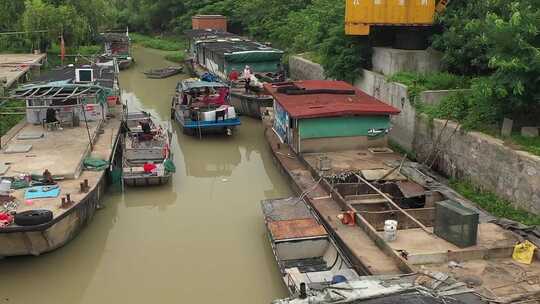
[131,33,187,63]
[130,33,186,51]
[299,52,323,64]
[506,135,540,157]
[451,180,540,226]
[0,100,25,137]
[164,52,186,63]
[387,72,471,105]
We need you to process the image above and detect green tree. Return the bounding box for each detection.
[22,0,90,49]
[0,0,26,31]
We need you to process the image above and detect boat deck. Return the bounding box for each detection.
[2,121,102,179]
[421,258,540,299]
[0,111,121,227]
[303,149,403,176]
[0,53,47,88]
[383,224,519,265]
[264,123,404,275]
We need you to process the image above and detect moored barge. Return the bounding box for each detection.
[184,28,284,119]
[0,63,122,257]
[263,80,540,303]
[100,32,134,70]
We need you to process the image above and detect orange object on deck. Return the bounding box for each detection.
[341,211,357,226]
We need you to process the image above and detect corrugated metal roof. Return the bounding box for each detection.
[31,65,116,89]
[264,80,400,119]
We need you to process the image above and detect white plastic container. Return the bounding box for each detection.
[0,179,12,194]
[384,220,398,242]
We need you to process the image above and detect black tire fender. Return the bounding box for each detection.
[15,210,53,226]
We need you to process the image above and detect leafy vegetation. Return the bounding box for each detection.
[0,0,116,51]
[0,100,25,136]
[164,52,185,63]
[115,0,370,81]
[506,135,540,157]
[432,0,540,128]
[451,180,540,226]
[130,33,186,51]
[388,72,471,105]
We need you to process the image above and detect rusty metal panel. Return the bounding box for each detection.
[268,219,327,241]
[397,181,425,198]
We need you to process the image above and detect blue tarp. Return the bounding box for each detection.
[24,185,61,200]
[200,72,219,83]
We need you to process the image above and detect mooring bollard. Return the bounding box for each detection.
[84,179,89,192]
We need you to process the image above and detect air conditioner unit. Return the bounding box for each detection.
[76,68,94,83]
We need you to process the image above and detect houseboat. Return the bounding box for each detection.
[171,79,240,136]
[100,32,133,70]
[266,80,401,154]
[0,64,122,257]
[264,80,540,304]
[184,28,284,119]
[122,112,175,187]
[261,197,360,296]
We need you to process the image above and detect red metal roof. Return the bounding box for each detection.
[264,80,400,119]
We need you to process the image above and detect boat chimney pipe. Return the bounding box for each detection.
[299,283,307,299]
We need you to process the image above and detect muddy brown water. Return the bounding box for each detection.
[0,46,290,303]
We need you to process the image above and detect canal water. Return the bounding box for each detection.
[0,46,291,303]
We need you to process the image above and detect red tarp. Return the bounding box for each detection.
[264,80,400,119]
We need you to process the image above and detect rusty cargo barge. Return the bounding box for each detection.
[0,63,123,257]
[263,80,540,303]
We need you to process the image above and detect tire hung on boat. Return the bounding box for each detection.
[14,210,54,226]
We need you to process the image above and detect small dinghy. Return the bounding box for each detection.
[261,197,360,296]
[122,112,175,187]
[144,66,184,79]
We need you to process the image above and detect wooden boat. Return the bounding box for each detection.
[261,197,360,296]
[122,112,175,187]
[144,66,183,79]
[171,79,241,136]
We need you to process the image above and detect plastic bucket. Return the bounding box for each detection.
[384,220,398,242]
[0,180,12,194]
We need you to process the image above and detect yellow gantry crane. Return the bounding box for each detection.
[345,0,450,35]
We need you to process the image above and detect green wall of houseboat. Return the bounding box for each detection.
[225,61,281,74]
[298,116,390,139]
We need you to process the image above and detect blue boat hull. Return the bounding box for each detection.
[174,111,241,136]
